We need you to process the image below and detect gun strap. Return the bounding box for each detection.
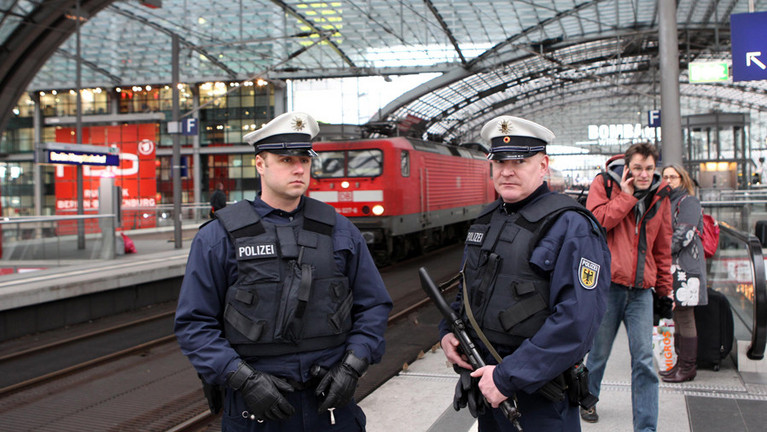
[461,271,503,364]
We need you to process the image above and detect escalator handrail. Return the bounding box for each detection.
[718,222,766,360]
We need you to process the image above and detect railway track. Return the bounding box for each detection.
[0,244,463,431]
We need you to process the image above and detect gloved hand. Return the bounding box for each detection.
[453,365,486,418]
[315,351,368,412]
[226,361,295,421]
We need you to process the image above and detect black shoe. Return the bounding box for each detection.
[580,406,598,423]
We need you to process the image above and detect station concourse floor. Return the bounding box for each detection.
[360,325,767,432]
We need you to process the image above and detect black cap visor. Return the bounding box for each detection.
[487,135,546,161]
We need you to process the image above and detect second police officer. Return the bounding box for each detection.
[175,111,393,432]
[440,115,611,431]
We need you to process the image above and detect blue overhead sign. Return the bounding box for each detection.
[648,110,661,128]
[46,149,119,166]
[730,11,767,82]
[182,118,198,136]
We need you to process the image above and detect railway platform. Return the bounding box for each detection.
[0,225,199,341]
[0,226,198,306]
[360,326,767,432]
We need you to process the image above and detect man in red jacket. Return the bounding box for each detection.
[580,142,672,432]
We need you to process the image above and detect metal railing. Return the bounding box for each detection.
[710,222,766,360]
[0,214,117,266]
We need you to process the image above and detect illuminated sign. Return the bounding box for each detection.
[688,62,729,83]
[585,123,660,146]
[54,124,158,231]
[46,150,119,166]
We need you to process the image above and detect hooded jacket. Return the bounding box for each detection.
[586,156,673,296]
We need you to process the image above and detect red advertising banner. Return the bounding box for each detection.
[54,124,158,233]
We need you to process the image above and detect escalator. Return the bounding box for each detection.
[707,222,766,361]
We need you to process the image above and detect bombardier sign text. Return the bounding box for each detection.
[730,11,767,82]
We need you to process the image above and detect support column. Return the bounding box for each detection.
[32,93,42,217]
[658,0,683,165]
[75,0,85,249]
[273,85,286,116]
[192,89,202,209]
[171,34,182,248]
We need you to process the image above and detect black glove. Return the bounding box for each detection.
[227,361,295,421]
[652,289,674,325]
[453,365,486,418]
[315,351,368,412]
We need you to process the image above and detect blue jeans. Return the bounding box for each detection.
[585,283,658,432]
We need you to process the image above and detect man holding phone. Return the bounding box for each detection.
[580,142,673,432]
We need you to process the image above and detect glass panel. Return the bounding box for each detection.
[719,125,734,159]
[348,149,383,177]
[401,150,410,177]
[689,128,708,160]
[312,151,345,178]
[707,228,755,342]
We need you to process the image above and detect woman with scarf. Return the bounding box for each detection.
[659,163,708,383]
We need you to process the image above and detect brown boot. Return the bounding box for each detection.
[658,362,678,377]
[662,336,697,383]
[659,330,680,377]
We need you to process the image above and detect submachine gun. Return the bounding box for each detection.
[418,267,523,431]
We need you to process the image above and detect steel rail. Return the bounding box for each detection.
[0,334,176,398]
[0,310,175,363]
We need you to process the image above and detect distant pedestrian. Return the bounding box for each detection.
[209,182,226,218]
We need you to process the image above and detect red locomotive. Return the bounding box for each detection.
[308,137,496,263]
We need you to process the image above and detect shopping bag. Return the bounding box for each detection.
[652,319,676,372]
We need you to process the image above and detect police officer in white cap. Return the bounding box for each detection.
[175,111,392,431]
[439,115,611,431]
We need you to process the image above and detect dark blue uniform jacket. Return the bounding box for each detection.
[441,191,611,399]
[175,196,393,386]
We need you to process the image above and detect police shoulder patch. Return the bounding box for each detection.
[578,257,600,290]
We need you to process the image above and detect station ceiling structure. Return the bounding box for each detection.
[1,0,766,148]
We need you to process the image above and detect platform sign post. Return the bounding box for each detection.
[730,11,767,82]
[98,176,116,260]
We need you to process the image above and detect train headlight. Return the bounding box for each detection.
[341,181,350,189]
[372,205,384,216]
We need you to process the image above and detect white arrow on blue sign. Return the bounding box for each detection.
[731,11,767,82]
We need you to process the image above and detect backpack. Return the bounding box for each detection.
[701,213,719,258]
[675,196,719,259]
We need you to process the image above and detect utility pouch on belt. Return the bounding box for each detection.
[536,373,567,402]
[198,374,225,414]
[565,362,598,409]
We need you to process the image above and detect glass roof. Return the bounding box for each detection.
[0,0,766,148]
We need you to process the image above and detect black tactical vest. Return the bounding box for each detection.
[462,193,602,350]
[215,198,352,357]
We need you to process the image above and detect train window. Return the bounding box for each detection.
[312,151,345,178]
[401,150,410,177]
[348,150,382,177]
[312,150,383,178]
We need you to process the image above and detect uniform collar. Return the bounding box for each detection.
[253,194,305,219]
[501,182,551,214]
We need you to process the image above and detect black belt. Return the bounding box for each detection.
[286,374,323,391]
[613,282,642,290]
